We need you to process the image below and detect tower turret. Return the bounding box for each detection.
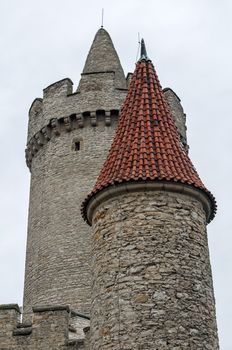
[79,27,127,90]
[82,40,219,349]
[23,28,127,318]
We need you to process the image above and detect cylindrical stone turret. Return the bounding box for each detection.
[82,40,219,349]
[23,28,127,317]
[85,185,218,350]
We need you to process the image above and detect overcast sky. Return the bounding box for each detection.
[0,0,231,348]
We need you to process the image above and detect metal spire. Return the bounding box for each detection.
[101,8,104,28]
[140,38,150,61]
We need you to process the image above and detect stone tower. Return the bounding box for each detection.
[23,27,128,317]
[82,40,219,349]
[0,30,219,350]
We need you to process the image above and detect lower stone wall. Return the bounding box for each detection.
[0,305,89,350]
[90,190,219,350]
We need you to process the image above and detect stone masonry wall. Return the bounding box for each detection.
[23,113,122,318]
[90,190,219,350]
[163,88,188,152]
[23,35,128,317]
[28,75,127,142]
[0,305,90,350]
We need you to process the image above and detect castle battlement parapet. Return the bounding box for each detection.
[163,87,188,151]
[0,304,89,349]
[28,74,127,142]
[26,86,188,170]
[25,109,120,169]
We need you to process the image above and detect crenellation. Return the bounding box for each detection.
[69,311,90,341]
[25,110,121,169]
[126,72,133,87]
[29,98,43,117]
[0,304,89,349]
[28,98,43,142]
[0,305,21,331]
[43,78,73,99]
[163,87,189,152]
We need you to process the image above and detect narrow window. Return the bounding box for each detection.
[72,138,83,151]
[74,141,80,151]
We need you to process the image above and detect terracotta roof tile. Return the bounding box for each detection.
[82,53,216,223]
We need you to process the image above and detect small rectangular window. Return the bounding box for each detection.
[74,141,80,151]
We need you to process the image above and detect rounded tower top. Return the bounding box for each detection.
[80,28,126,89]
[82,39,216,224]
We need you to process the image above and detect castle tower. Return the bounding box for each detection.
[82,40,219,349]
[23,28,128,317]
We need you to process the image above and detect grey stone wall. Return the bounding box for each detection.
[90,190,219,350]
[28,75,126,142]
[163,88,188,152]
[23,111,124,317]
[0,304,89,349]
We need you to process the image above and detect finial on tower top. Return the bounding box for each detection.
[101,8,104,28]
[140,38,149,61]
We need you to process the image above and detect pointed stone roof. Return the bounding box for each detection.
[81,28,126,89]
[82,40,216,223]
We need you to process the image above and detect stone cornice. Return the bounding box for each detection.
[26,109,120,169]
[32,305,70,313]
[85,181,213,226]
[0,304,21,313]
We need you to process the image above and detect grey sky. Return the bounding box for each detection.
[0,0,231,348]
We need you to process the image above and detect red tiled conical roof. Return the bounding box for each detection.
[82,40,216,223]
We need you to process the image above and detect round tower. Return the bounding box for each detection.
[23,28,128,317]
[82,40,219,349]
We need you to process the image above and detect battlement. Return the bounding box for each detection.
[25,109,120,169]
[27,75,127,142]
[163,87,189,152]
[43,78,74,98]
[0,304,90,350]
[26,85,188,170]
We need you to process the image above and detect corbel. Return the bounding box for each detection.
[64,116,72,132]
[77,113,84,128]
[105,111,111,126]
[51,118,60,136]
[90,111,97,126]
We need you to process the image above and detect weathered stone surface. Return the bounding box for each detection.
[23,114,123,317]
[163,87,188,152]
[90,190,219,350]
[0,305,89,349]
[81,28,126,90]
[23,29,127,317]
